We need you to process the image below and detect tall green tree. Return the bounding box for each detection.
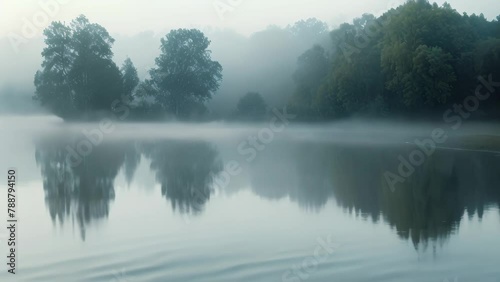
[290,45,330,117]
[144,29,223,118]
[34,22,74,118]
[34,15,125,119]
[380,0,470,109]
[68,15,122,114]
[313,13,386,118]
[121,58,139,99]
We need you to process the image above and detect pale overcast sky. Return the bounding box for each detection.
[1,0,499,38]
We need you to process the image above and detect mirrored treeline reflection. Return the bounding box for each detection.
[35,134,131,240]
[34,135,500,249]
[324,145,500,249]
[34,135,222,240]
[142,140,223,215]
[245,142,500,248]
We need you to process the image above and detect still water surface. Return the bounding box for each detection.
[1,117,500,281]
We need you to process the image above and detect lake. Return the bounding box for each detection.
[1,116,500,281]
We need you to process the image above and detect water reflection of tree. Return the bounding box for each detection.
[291,144,334,210]
[328,145,386,222]
[327,145,500,249]
[143,140,222,215]
[248,143,334,211]
[244,142,500,249]
[35,137,131,240]
[34,134,500,247]
[379,152,463,249]
[123,142,141,185]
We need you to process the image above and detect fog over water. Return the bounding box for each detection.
[1,117,500,281]
[1,0,500,281]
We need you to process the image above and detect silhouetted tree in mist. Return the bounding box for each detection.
[138,29,223,119]
[34,15,136,120]
[121,57,139,99]
[235,92,267,120]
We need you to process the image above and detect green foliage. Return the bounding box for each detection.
[34,21,74,118]
[380,1,468,109]
[143,29,223,119]
[411,45,456,106]
[290,45,330,117]
[34,15,128,119]
[291,0,500,119]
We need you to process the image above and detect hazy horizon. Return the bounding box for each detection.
[2,1,500,281]
[2,0,500,116]
[2,0,499,39]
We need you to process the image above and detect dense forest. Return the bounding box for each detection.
[33,0,500,121]
[291,0,500,120]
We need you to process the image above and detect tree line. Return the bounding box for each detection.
[290,0,500,120]
[34,1,500,121]
[34,15,224,120]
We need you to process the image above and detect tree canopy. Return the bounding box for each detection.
[290,0,500,120]
[33,3,500,122]
[34,15,130,119]
[139,29,223,119]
